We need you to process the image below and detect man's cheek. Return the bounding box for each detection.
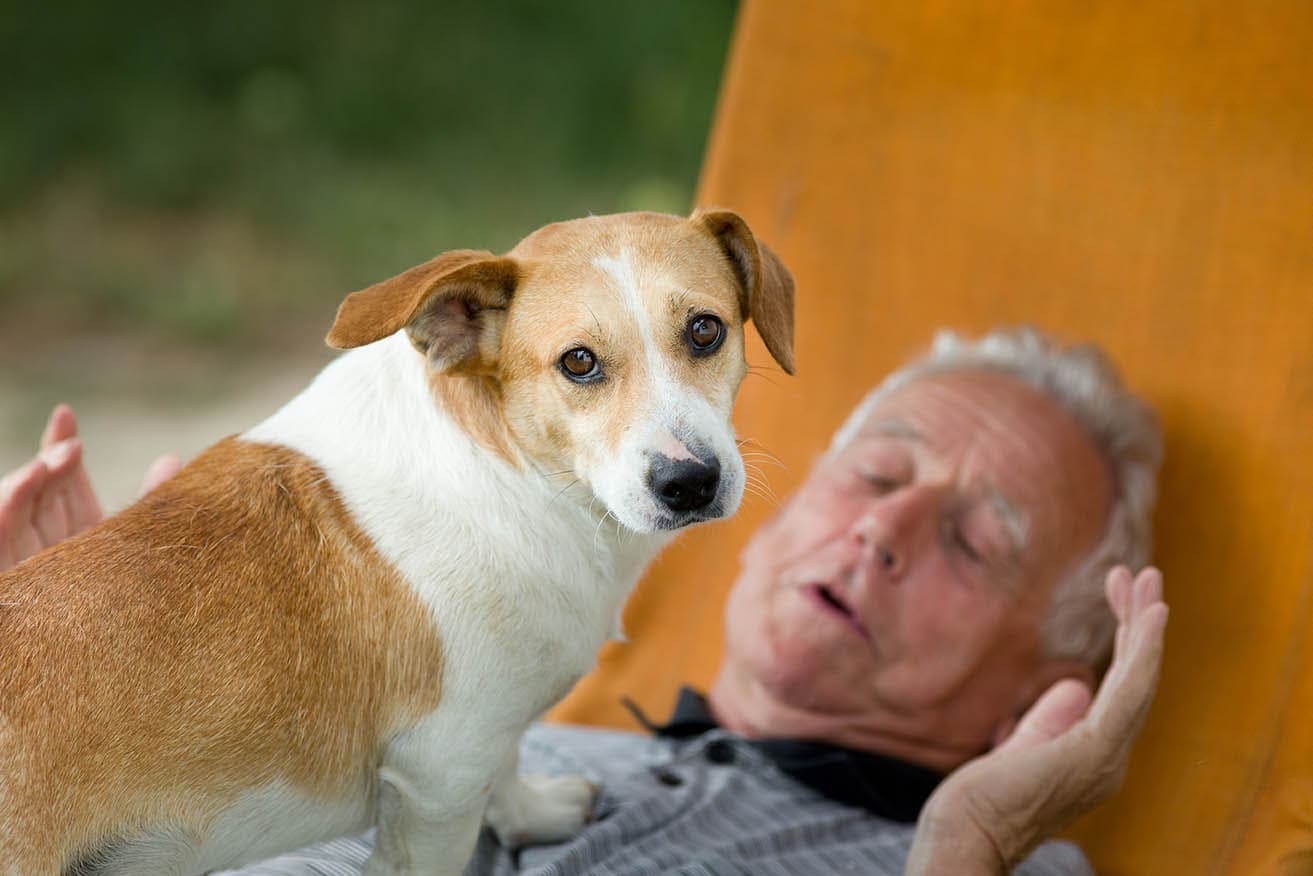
[781,494,858,551]
[907,595,994,673]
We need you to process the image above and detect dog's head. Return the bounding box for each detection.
[326,209,794,533]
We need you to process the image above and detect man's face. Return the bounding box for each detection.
[715,369,1114,766]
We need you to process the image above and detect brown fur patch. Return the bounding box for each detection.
[0,440,442,871]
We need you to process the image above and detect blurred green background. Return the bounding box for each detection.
[0,0,738,503]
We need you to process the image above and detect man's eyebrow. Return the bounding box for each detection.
[985,487,1029,558]
[867,418,923,441]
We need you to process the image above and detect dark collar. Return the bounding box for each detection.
[627,687,943,824]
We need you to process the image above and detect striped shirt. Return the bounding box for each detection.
[219,698,1092,875]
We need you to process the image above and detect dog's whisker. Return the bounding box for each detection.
[549,478,583,508]
[744,480,779,505]
[743,371,784,388]
[593,509,619,558]
[584,303,607,345]
[743,470,780,504]
[751,478,781,502]
[742,483,780,507]
[736,441,786,468]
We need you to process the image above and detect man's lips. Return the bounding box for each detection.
[804,583,870,640]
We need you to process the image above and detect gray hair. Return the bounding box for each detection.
[831,327,1163,668]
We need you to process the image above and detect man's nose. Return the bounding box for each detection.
[850,486,939,579]
[852,518,904,577]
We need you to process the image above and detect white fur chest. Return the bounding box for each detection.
[243,334,670,729]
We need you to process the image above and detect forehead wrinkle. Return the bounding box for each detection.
[866,417,923,442]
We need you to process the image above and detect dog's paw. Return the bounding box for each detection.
[485,773,598,848]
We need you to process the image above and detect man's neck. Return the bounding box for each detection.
[706,666,982,774]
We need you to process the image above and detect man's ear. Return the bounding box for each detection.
[326,250,519,375]
[691,208,796,375]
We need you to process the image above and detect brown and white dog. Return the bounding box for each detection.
[0,209,795,875]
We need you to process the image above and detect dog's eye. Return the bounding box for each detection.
[687,314,725,354]
[559,347,602,382]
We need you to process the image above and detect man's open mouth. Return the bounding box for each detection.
[806,583,870,640]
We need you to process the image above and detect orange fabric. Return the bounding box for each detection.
[549,2,1313,873]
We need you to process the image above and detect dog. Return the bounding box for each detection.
[0,208,795,875]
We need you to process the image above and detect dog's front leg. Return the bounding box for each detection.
[483,748,598,848]
[365,771,484,876]
[365,732,505,876]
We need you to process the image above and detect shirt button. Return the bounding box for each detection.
[653,767,684,787]
[704,739,736,764]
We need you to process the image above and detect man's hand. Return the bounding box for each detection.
[0,404,182,572]
[906,565,1168,875]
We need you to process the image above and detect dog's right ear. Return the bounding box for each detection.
[326,250,519,376]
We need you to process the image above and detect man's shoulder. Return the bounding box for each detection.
[518,723,1094,876]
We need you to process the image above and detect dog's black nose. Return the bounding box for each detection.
[650,457,721,513]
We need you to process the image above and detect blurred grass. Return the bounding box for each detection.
[0,0,737,360]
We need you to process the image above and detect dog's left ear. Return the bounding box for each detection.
[327,249,519,375]
[691,208,796,375]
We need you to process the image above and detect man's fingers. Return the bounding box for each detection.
[0,458,50,524]
[1106,566,1133,660]
[1105,566,1133,624]
[38,404,103,531]
[1132,566,1163,618]
[140,455,184,496]
[2,407,107,572]
[999,678,1093,754]
[0,458,52,572]
[1090,591,1168,738]
[30,441,83,548]
[39,436,83,478]
[1,456,45,501]
[40,404,78,451]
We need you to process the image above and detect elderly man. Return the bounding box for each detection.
[0,327,1168,875]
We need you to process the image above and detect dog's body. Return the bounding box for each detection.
[0,211,794,875]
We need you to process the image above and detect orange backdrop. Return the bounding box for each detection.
[550,2,1313,873]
